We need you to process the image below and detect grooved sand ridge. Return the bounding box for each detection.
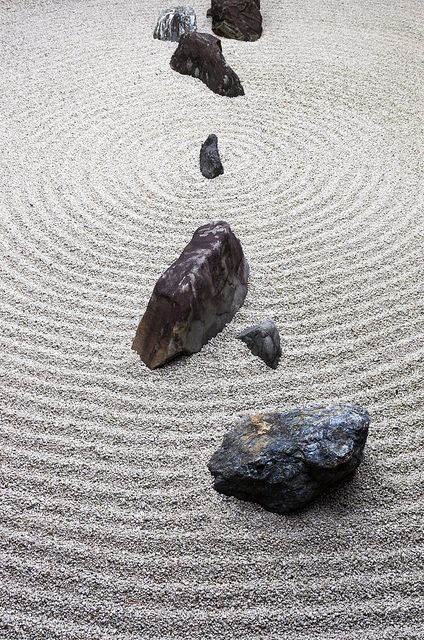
[1,0,423,638]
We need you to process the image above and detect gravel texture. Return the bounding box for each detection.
[0,0,423,638]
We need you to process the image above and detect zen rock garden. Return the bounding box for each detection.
[135,3,372,515]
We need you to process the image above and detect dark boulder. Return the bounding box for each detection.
[170,32,244,97]
[154,6,197,42]
[208,404,370,513]
[238,319,281,369]
[132,221,249,369]
[209,0,262,42]
[200,134,224,179]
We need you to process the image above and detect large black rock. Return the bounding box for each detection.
[209,0,262,42]
[153,6,197,42]
[208,404,370,513]
[170,32,244,97]
[132,221,249,369]
[200,134,224,179]
[237,319,281,369]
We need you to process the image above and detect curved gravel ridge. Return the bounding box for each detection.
[0,0,423,638]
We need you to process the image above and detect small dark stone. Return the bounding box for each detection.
[208,404,370,514]
[154,6,197,42]
[170,32,244,97]
[200,134,224,179]
[132,221,249,369]
[210,0,262,42]
[238,319,281,369]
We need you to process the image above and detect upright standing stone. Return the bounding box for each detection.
[132,221,249,368]
[208,404,370,513]
[200,134,224,179]
[154,6,197,42]
[170,32,244,97]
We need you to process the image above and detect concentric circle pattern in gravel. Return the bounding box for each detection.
[0,0,423,638]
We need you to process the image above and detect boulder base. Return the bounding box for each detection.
[132,221,249,368]
[208,404,370,513]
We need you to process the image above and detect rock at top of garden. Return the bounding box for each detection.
[209,0,262,42]
[154,6,197,42]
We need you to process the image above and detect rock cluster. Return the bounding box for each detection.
[154,6,197,42]
[132,221,249,369]
[237,319,281,368]
[170,32,244,97]
[208,404,370,513]
[200,134,224,179]
[144,5,371,516]
[209,0,263,42]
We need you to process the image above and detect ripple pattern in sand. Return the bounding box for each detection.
[0,0,423,638]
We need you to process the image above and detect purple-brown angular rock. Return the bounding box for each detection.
[209,0,262,42]
[170,32,244,97]
[132,221,249,369]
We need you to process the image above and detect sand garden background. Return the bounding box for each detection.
[0,0,423,637]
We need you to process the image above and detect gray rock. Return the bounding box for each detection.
[238,319,281,369]
[170,32,244,97]
[208,404,370,513]
[132,221,249,369]
[154,6,197,42]
[200,134,224,179]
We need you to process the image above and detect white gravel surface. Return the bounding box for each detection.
[1,0,423,638]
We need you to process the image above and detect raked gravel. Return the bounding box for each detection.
[0,0,423,638]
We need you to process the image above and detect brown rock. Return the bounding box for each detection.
[132,221,249,369]
[170,31,244,97]
[210,0,262,42]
